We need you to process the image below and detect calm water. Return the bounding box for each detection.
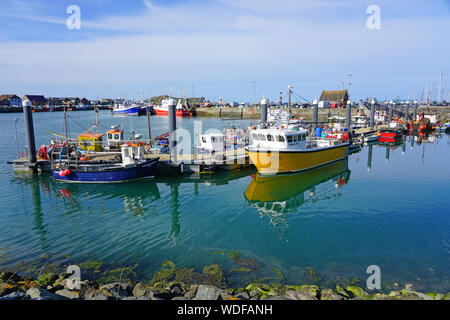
[0,111,449,292]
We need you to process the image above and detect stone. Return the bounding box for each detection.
[132,283,148,298]
[234,292,250,300]
[371,293,391,300]
[0,282,17,296]
[169,283,185,296]
[335,285,350,298]
[284,290,317,300]
[55,288,80,300]
[26,287,67,300]
[261,296,285,300]
[0,291,25,300]
[98,283,133,298]
[400,289,433,300]
[320,289,346,300]
[193,285,221,300]
[297,285,320,298]
[0,272,21,283]
[345,286,369,299]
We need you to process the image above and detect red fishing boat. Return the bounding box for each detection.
[153,97,193,117]
[379,127,403,142]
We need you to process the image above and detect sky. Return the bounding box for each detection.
[0,0,449,102]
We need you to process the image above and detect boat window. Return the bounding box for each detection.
[218,136,223,142]
[267,134,273,141]
[287,135,293,143]
[252,133,258,140]
[202,137,207,143]
[258,134,266,141]
[108,134,112,139]
[114,134,120,140]
[211,137,216,142]
[123,148,129,158]
[293,135,298,142]
[277,135,285,142]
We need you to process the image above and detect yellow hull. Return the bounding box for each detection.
[244,160,349,203]
[246,143,349,175]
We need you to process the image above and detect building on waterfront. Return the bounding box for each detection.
[319,90,349,108]
[23,95,47,106]
[0,94,22,107]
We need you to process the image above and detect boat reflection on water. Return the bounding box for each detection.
[11,173,161,218]
[244,160,351,230]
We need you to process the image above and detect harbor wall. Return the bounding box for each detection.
[196,107,364,122]
[195,106,450,122]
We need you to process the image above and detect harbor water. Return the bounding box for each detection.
[0,111,449,292]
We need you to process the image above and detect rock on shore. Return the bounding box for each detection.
[0,270,448,301]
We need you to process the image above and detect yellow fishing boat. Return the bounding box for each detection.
[246,127,350,175]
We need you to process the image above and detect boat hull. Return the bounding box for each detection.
[113,107,140,116]
[154,108,193,117]
[52,160,158,183]
[246,143,349,175]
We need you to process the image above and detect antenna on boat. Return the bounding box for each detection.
[288,85,293,111]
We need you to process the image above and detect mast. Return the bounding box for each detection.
[64,104,69,142]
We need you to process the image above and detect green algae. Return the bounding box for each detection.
[97,266,137,285]
[345,285,369,299]
[80,260,103,273]
[35,272,58,287]
[149,260,176,287]
[272,268,284,281]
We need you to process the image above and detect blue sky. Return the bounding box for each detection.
[0,0,449,102]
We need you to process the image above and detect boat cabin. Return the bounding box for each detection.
[198,133,226,153]
[107,126,124,146]
[121,143,144,166]
[250,128,308,150]
[78,133,104,152]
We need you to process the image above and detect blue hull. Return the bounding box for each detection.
[53,160,158,183]
[113,107,140,115]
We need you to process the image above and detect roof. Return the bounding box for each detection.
[0,94,20,100]
[319,90,348,102]
[78,133,104,139]
[23,95,47,102]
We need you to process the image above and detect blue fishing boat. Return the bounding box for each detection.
[113,103,141,116]
[52,143,158,183]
